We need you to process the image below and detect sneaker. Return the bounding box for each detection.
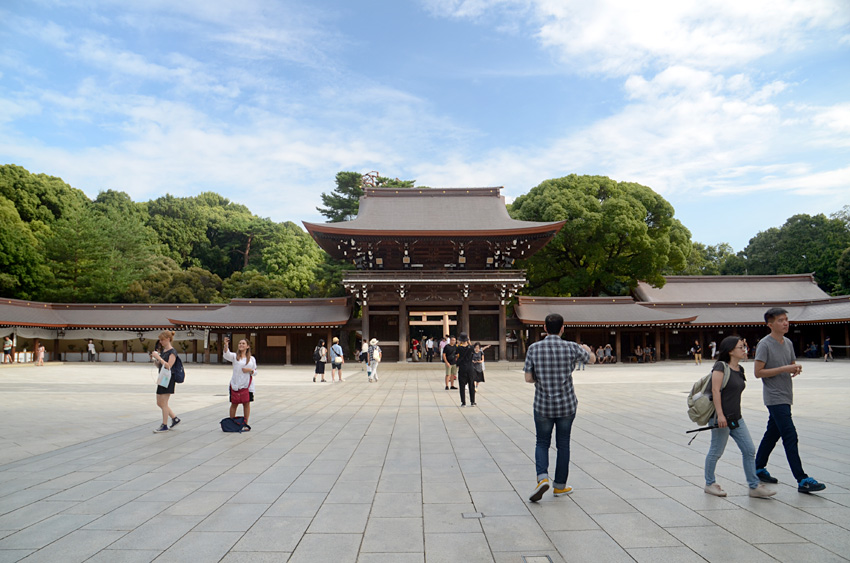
[529,479,550,502]
[704,483,727,497]
[170,417,180,429]
[450,386,457,389]
[313,376,316,382]
[153,424,169,433]
[798,477,826,493]
[756,468,778,484]
[374,375,378,381]
[445,385,449,390]
[553,486,572,496]
[460,403,466,407]
[749,484,776,498]
[470,403,477,407]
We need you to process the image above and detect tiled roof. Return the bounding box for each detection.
[304,187,564,236]
[0,299,220,329]
[635,274,828,303]
[168,298,351,328]
[515,296,697,327]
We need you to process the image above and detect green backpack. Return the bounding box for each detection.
[687,362,731,425]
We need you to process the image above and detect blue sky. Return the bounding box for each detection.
[2,0,849,251]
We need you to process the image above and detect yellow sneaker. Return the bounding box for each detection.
[553,486,572,496]
[529,479,549,502]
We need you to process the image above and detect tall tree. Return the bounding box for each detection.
[0,164,89,223]
[668,242,736,275]
[509,174,691,296]
[262,222,326,297]
[0,196,46,298]
[741,213,850,294]
[317,171,418,222]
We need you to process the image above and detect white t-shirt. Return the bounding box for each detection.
[223,349,257,392]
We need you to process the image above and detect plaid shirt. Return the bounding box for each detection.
[524,335,588,418]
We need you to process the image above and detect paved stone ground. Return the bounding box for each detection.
[1,358,848,562]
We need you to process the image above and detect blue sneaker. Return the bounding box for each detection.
[798,478,826,493]
[756,468,778,484]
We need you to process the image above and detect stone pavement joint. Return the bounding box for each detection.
[1,360,848,562]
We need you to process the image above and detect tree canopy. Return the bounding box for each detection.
[317,171,419,222]
[509,174,691,296]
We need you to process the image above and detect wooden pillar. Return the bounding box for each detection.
[53,338,59,362]
[362,303,370,343]
[844,325,849,358]
[122,340,128,362]
[664,330,670,361]
[498,304,506,362]
[615,328,622,363]
[286,329,292,366]
[461,299,470,336]
[204,331,211,364]
[442,313,450,338]
[655,327,661,361]
[399,300,408,361]
[192,339,197,363]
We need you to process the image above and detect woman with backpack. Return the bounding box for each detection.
[224,336,256,431]
[150,330,182,433]
[703,336,775,498]
[313,339,327,383]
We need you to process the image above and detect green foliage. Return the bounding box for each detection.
[0,196,46,298]
[668,242,736,275]
[222,270,294,299]
[509,174,691,296]
[317,171,364,222]
[837,247,850,294]
[146,194,209,267]
[124,262,224,303]
[262,222,325,296]
[0,164,89,224]
[41,204,157,302]
[741,213,850,294]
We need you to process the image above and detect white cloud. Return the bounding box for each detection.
[426,0,850,75]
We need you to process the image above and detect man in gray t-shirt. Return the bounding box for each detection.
[753,308,826,493]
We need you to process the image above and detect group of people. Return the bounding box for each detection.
[3,336,46,365]
[592,343,614,364]
[440,333,489,406]
[524,308,827,504]
[312,337,346,383]
[150,331,256,433]
[409,336,438,362]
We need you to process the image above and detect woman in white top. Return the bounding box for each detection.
[223,337,257,429]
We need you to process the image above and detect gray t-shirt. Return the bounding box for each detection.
[754,334,795,406]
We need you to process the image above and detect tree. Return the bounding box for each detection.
[0,164,89,224]
[317,171,364,222]
[742,213,850,294]
[146,194,209,267]
[668,242,736,275]
[124,262,224,303]
[317,171,419,222]
[509,174,691,296]
[41,204,157,302]
[837,247,850,294]
[262,222,325,296]
[0,196,46,298]
[222,270,294,299]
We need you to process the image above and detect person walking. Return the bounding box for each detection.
[150,330,182,433]
[753,308,827,493]
[426,336,435,362]
[367,338,382,382]
[472,342,490,388]
[3,336,13,363]
[87,339,96,362]
[823,336,833,361]
[313,339,327,383]
[224,336,256,430]
[442,335,458,390]
[455,332,476,406]
[35,340,45,366]
[703,336,776,498]
[525,313,595,502]
[329,336,344,382]
[694,340,703,365]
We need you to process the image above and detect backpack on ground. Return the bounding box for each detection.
[687,362,731,425]
[220,416,251,433]
[312,346,321,362]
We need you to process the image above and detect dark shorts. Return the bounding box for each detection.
[315,361,325,374]
[229,386,254,403]
[332,359,343,372]
[156,378,176,395]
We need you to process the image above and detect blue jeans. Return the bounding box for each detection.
[704,417,759,488]
[534,413,575,489]
[755,403,808,482]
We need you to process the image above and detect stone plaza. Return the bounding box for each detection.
[1,358,848,562]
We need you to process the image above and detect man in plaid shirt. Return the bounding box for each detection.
[525,313,595,502]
